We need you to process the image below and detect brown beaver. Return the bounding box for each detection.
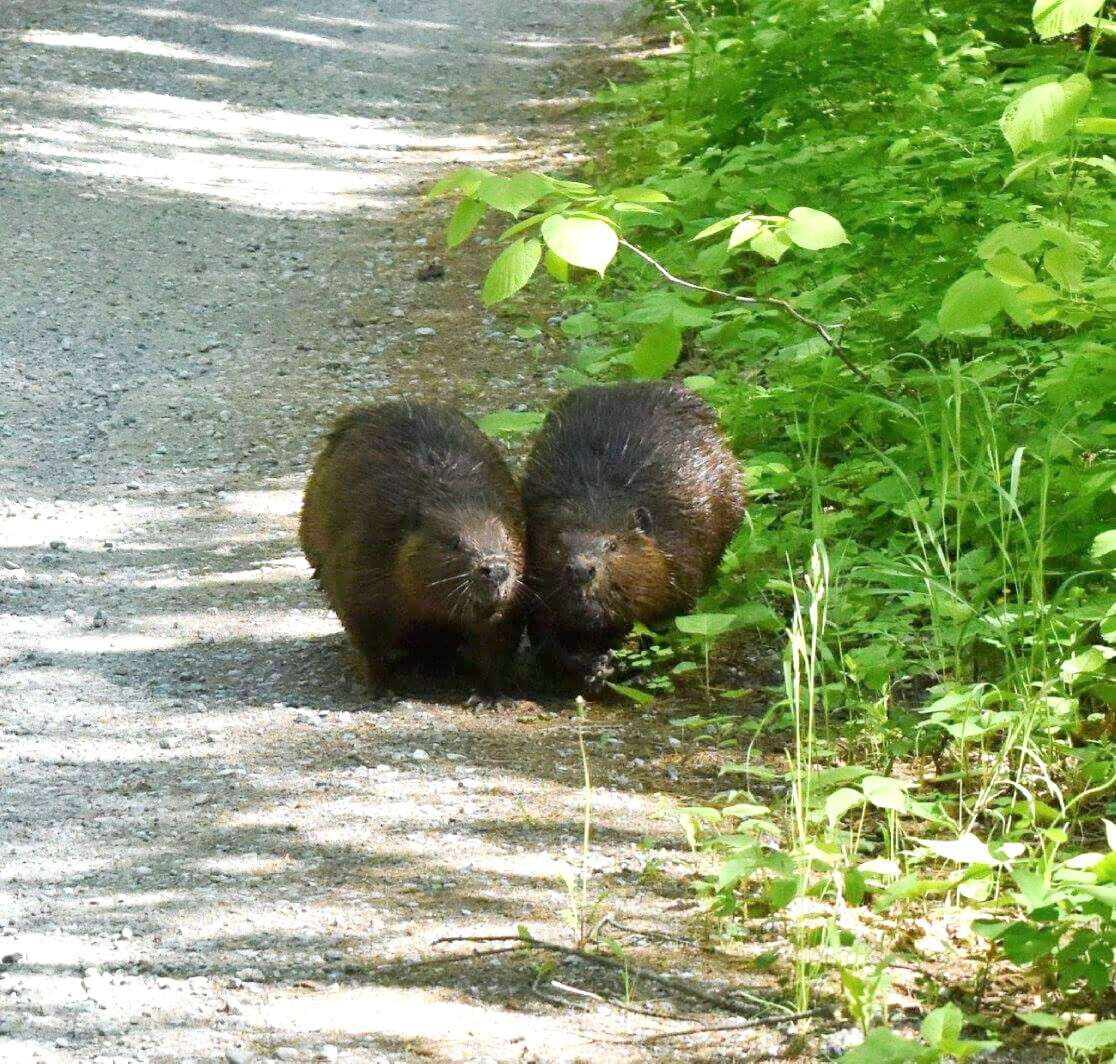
[522,382,743,688]
[299,402,526,693]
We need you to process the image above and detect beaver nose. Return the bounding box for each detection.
[480,561,510,587]
[566,558,597,585]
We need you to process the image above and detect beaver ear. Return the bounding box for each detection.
[632,506,654,535]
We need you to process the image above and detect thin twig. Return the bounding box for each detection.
[432,933,770,1017]
[618,238,873,387]
[368,945,524,973]
[602,918,720,955]
[549,980,693,1022]
[637,1006,832,1045]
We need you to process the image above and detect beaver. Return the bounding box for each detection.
[299,402,526,693]
[522,382,743,688]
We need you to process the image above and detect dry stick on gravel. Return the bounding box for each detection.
[602,918,721,955]
[432,933,780,1018]
[369,945,525,973]
[548,980,696,1023]
[617,238,872,389]
[636,1007,833,1046]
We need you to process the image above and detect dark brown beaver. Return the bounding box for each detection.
[299,402,525,693]
[522,382,743,688]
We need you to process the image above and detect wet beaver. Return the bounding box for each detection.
[522,382,743,688]
[299,402,526,693]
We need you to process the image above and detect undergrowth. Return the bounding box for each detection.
[431,0,1116,1055]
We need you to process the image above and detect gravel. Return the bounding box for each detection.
[0,1,733,1063]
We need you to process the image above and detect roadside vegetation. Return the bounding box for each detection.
[433,0,1115,1056]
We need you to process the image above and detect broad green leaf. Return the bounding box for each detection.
[984,251,1036,287]
[750,227,793,262]
[1000,74,1092,155]
[606,682,655,705]
[977,223,1045,257]
[733,603,783,631]
[427,166,490,198]
[559,311,599,338]
[693,213,746,241]
[1077,116,1116,135]
[445,197,485,249]
[1016,1012,1067,1031]
[1067,1020,1116,1051]
[476,172,552,215]
[917,832,1003,866]
[544,249,569,282]
[684,374,717,392]
[921,1003,963,1048]
[482,238,542,306]
[630,322,682,379]
[938,271,1007,333]
[1032,0,1104,38]
[1060,646,1109,684]
[1043,246,1084,289]
[476,409,544,436]
[786,206,849,250]
[540,216,618,275]
[728,218,763,248]
[610,186,670,203]
[499,210,554,241]
[825,787,865,827]
[837,1028,923,1064]
[766,876,798,910]
[862,776,912,813]
[676,612,737,639]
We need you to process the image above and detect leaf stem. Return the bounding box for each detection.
[617,239,873,387]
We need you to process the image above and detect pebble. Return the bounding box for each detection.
[275,1049,298,1062]
[411,749,429,761]
[226,1049,252,1064]
[414,326,435,337]
[126,481,140,491]
[317,1047,338,1063]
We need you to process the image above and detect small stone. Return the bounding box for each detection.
[414,326,435,337]
[119,926,133,940]
[91,609,108,629]
[159,736,181,750]
[235,967,264,982]
[226,1049,252,1064]
[275,1050,298,1062]
[49,540,67,551]
[317,1046,338,1063]
[126,481,140,491]
[411,749,429,762]
[63,609,79,625]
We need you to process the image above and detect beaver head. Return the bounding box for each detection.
[396,507,523,624]
[532,504,675,635]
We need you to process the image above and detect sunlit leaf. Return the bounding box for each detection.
[1000,74,1092,155]
[482,238,542,305]
[1032,0,1104,38]
[445,197,486,248]
[786,206,849,250]
[540,216,619,274]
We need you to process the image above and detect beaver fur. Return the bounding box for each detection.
[299,402,525,692]
[522,382,743,687]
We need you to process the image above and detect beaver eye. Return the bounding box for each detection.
[447,534,462,550]
[605,539,619,553]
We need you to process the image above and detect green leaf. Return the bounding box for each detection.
[482,238,542,306]
[825,787,866,827]
[917,832,1003,866]
[1067,1020,1116,1051]
[921,1003,963,1049]
[750,227,794,262]
[785,207,849,250]
[446,197,486,249]
[984,251,1036,287]
[605,682,655,705]
[837,1028,923,1064]
[728,218,763,248]
[693,214,746,241]
[630,322,683,379]
[1032,0,1104,38]
[733,603,783,631]
[1016,1012,1067,1031]
[476,409,544,436]
[559,311,599,338]
[1076,116,1116,135]
[540,216,618,275]
[543,249,569,283]
[427,166,490,198]
[861,776,912,814]
[1060,646,1109,684]
[938,271,1007,333]
[977,223,1045,257]
[611,186,670,204]
[675,612,737,640]
[766,876,799,910]
[1092,529,1116,559]
[999,74,1093,155]
[1043,246,1084,289]
[476,172,553,215]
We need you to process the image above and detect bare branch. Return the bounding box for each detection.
[637,1006,833,1045]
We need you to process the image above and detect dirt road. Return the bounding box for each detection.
[0,2,766,1061]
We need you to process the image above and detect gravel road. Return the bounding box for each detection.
[0,2,769,1063]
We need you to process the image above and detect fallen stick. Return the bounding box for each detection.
[637,1006,833,1045]
[368,945,524,973]
[549,980,692,1023]
[602,918,721,955]
[432,933,770,1018]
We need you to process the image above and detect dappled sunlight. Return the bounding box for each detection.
[223,487,303,517]
[110,7,348,48]
[21,30,267,69]
[0,500,156,550]
[2,85,509,212]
